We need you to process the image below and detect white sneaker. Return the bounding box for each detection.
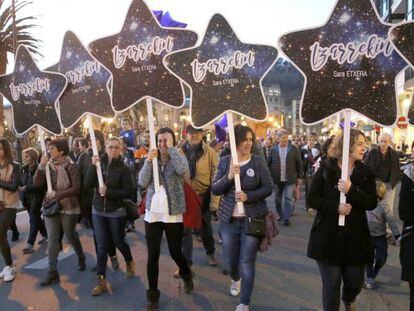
[230,279,241,296]
[235,304,249,311]
[3,264,16,282]
[0,266,7,279]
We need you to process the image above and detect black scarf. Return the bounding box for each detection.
[183,141,204,179]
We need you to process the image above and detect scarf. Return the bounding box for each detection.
[183,141,204,179]
[49,157,72,191]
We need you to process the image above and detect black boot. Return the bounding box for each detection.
[146,289,160,310]
[40,270,60,287]
[78,255,86,271]
[11,230,19,242]
[181,272,194,294]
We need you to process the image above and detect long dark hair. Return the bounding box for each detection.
[156,127,177,146]
[0,139,14,165]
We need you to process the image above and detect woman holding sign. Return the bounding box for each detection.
[307,129,377,311]
[34,139,86,287]
[84,137,135,296]
[0,139,20,282]
[212,124,273,311]
[139,127,194,310]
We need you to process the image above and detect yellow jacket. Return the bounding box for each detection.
[180,142,220,211]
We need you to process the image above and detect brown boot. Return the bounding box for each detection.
[126,260,135,278]
[146,289,160,310]
[344,301,357,311]
[91,275,107,296]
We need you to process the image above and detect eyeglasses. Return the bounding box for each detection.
[107,146,121,150]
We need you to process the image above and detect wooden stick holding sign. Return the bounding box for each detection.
[38,127,53,194]
[146,98,160,193]
[226,112,244,214]
[86,114,104,189]
[338,109,351,226]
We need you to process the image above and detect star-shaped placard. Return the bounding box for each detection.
[389,22,414,125]
[46,31,114,129]
[0,45,66,135]
[279,0,407,126]
[164,14,278,128]
[88,0,198,112]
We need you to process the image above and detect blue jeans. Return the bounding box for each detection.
[92,214,133,276]
[220,218,260,305]
[274,182,294,221]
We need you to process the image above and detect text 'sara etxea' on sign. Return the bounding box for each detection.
[389,22,414,126]
[88,0,198,112]
[0,45,67,135]
[164,14,278,128]
[279,0,408,126]
[46,31,114,129]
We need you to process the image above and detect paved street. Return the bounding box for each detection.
[0,191,410,311]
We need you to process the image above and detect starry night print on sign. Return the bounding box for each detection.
[46,31,114,129]
[0,46,66,135]
[164,14,278,128]
[389,22,414,125]
[279,0,407,126]
[88,0,198,112]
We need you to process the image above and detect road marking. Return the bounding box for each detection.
[25,247,75,270]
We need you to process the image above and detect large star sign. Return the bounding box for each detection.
[164,14,278,128]
[88,0,198,112]
[279,0,407,126]
[46,31,114,129]
[389,22,414,125]
[0,45,66,135]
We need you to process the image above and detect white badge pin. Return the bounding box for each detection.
[247,168,255,177]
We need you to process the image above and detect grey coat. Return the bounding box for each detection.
[138,147,189,215]
[366,201,400,237]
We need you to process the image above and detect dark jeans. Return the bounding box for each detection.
[304,175,313,210]
[0,209,17,266]
[220,218,260,305]
[89,214,116,260]
[182,202,215,264]
[27,207,47,246]
[366,235,388,279]
[145,221,191,291]
[92,214,132,276]
[317,261,365,311]
[9,218,18,234]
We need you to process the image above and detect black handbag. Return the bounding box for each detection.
[41,200,61,217]
[246,217,266,238]
[123,199,139,221]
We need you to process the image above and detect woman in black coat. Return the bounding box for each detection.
[20,148,47,254]
[398,162,414,311]
[307,129,377,311]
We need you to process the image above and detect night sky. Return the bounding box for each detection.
[390,22,414,125]
[279,0,407,126]
[46,31,114,128]
[164,14,278,128]
[0,46,66,135]
[88,0,198,112]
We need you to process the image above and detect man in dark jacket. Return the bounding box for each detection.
[268,129,303,226]
[77,138,93,228]
[365,133,400,215]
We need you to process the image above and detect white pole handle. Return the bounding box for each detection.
[147,98,160,193]
[86,114,104,189]
[226,112,244,214]
[339,109,352,226]
[38,127,53,194]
